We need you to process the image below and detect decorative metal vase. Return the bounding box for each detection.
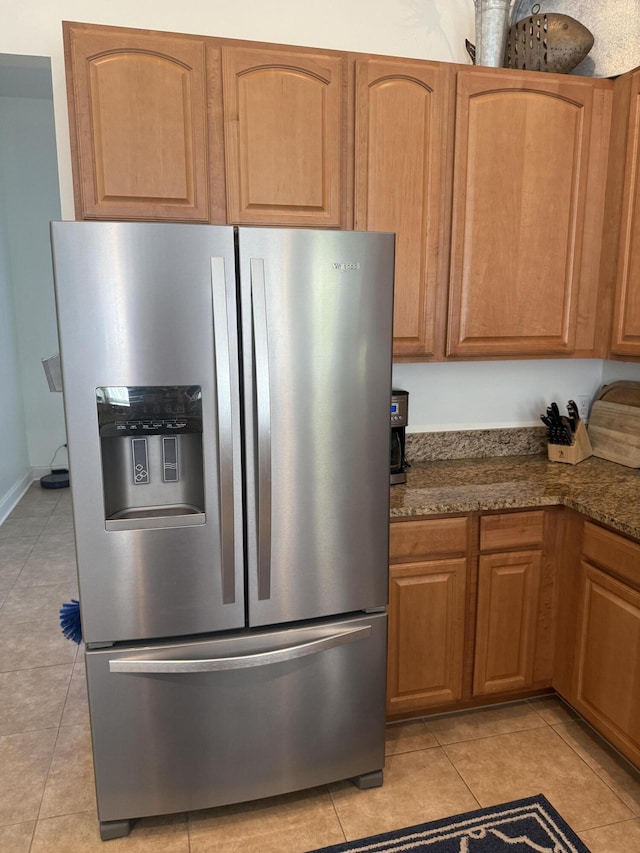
[473,0,512,67]
[505,11,594,73]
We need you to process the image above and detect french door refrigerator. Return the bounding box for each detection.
[51,221,394,840]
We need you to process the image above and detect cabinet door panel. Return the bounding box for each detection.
[575,563,640,763]
[355,59,450,358]
[64,24,210,221]
[387,558,467,714]
[612,70,640,356]
[473,551,542,695]
[223,47,344,226]
[448,70,595,357]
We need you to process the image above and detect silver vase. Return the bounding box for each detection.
[474,0,511,67]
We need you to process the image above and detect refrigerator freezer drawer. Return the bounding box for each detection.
[85,613,387,824]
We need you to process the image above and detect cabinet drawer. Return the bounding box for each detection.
[583,522,640,589]
[389,517,469,563]
[86,613,386,820]
[480,511,545,552]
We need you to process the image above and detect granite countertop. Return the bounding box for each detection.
[389,454,640,541]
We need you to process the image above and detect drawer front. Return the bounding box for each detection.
[389,517,469,563]
[480,510,545,552]
[86,614,386,822]
[583,522,640,590]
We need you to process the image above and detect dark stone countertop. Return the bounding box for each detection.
[389,454,640,541]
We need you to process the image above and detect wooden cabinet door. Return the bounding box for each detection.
[473,551,542,695]
[355,59,451,359]
[222,46,345,226]
[64,23,211,221]
[447,69,596,357]
[387,558,467,715]
[574,562,640,766]
[611,70,640,356]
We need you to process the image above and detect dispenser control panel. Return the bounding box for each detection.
[96,386,202,437]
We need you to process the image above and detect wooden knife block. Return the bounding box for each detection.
[547,420,592,465]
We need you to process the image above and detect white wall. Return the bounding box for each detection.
[602,360,640,385]
[0,91,65,471]
[393,359,607,432]
[0,173,30,516]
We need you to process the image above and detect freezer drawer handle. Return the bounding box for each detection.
[211,256,236,605]
[250,257,272,601]
[108,624,372,673]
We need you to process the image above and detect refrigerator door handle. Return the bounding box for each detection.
[211,256,236,604]
[250,257,271,601]
[109,624,372,673]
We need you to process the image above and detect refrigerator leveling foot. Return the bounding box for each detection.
[99,818,134,841]
[350,769,383,789]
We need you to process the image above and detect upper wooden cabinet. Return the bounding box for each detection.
[63,23,620,361]
[611,69,640,357]
[64,23,347,228]
[354,59,452,359]
[447,68,610,358]
[222,46,346,227]
[64,23,212,221]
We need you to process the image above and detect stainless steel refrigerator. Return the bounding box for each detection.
[51,222,394,841]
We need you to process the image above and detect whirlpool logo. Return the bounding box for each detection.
[332,262,360,272]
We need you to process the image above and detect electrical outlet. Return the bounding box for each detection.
[577,395,591,419]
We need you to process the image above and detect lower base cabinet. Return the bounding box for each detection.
[386,510,553,717]
[572,526,640,766]
[473,550,542,696]
[387,558,467,714]
[388,507,640,772]
[472,510,548,697]
[387,517,470,716]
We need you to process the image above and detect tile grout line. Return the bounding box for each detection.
[438,744,483,814]
[548,720,640,827]
[326,783,350,847]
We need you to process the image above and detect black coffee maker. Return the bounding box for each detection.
[390,389,409,485]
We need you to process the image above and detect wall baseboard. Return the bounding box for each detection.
[0,470,35,526]
[31,466,53,481]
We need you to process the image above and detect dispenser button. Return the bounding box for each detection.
[162,436,179,483]
[131,438,149,485]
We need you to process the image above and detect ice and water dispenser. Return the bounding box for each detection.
[96,386,205,531]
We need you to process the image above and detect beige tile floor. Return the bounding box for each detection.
[2,484,640,851]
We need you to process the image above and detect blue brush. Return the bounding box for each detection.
[59,599,82,644]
